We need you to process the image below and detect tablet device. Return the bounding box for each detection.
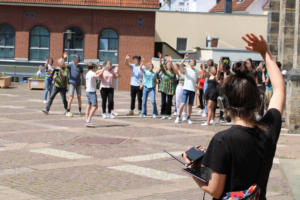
[182,167,211,182]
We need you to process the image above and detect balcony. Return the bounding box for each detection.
[0,0,160,9]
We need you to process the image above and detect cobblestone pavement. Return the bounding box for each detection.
[0,83,298,200]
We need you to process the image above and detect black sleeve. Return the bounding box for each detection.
[202,136,230,175]
[260,108,282,141]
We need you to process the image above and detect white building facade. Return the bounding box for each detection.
[159,0,216,12]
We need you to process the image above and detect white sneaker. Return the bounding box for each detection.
[174,117,180,123]
[197,109,203,114]
[202,113,207,117]
[161,115,167,120]
[168,116,172,120]
[186,118,193,124]
[103,113,107,119]
[43,100,47,104]
[210,120,216,126]
[201,122,208,126]
[153,115,157,118]
[173,112,177,116]
[182,117,187,122]
[112,111,119,116]
[109,113,115,119]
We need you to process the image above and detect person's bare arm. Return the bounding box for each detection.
[44,58,49,69]
[168,56,179,75]
[200,57,209,78]
[52,76,57,85]
[94,69,104,78]
[139,58,145,74]
[114,66,121,78]
[242,33,286,115]
[179,54,188,75]
[125,54,131,68]
[81,73,86,90]
[216,57,222,81]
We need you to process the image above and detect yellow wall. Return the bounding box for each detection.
[155,11,268,51]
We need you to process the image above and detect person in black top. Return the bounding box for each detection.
[256,62,266,117]
[183,33,286,200]
[247,58,258,84]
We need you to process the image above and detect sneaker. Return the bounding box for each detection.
[173,112,177,116]
[138,111,142,116]
[127,111,134,116]
[109,114,115,119]
[112,111,119,116]
[197,109,203,115]
[78,112,83,117]
[174,117,180,123]
[202,113,207,117]
[103,113,107,119]
[210,120,216,126]
[87,122,94,127]
[186,118,193,124]
[142,115,146,118]
[85,122,90,127]
[168,116,172,120]
[153,115,157,118]
[43,100,47,104]
[161,115,167,120]
[201,122,208,126]
[64,111,67,115]
[42,109,49,115]
[66,112,73,117]
[182,117,187,122]
[219,118,226,123]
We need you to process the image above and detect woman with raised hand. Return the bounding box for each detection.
[99,60,121,119]
[200,57,221,126]
[183,33,285,200]
[158,52,179,120]
[139,58,158,118]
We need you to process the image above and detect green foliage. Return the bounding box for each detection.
[0,72,6,77]
[31,74,46,79]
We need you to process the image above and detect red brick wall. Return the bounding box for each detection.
[0,5,156,91]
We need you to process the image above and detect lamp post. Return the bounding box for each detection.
[64,29,74,64]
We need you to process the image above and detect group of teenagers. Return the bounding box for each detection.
[40,33,287,200]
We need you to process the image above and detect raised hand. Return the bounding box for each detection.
[219,57,223,63]
[45,58,49,63]
[199,57,205,62]
[114,66,119,73]
[125,54,131,60]
[184,53,189,59]
[242,33,268,55]
[157,52,162,58]
[63,52,68,59]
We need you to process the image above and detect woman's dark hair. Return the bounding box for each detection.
[223,63,230,70]
[207,59,214,67]
[190,59,197,66]
[276,62,282,68]
[133,56,141,62]
[247,58,256,72]
[87,62,96,70]
[49,58,54,64]
[103,60,111,68]
[222,61,266,130]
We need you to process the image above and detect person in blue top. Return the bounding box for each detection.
[125,54,146,116]
[139,58,158,118]
[262,66,275,111]
[66,55,86,117]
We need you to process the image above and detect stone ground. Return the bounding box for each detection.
[0,83,298,200]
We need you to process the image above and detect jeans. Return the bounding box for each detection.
[44,76,53,101]
[46,86,68,111]
[142,86,158,116]
[199,88,204,109]
[174,93,177,113]
[176,85,187,117]
[161,92,173,115]
[203,81,208,115]
[100,88,114,114]
[130,85,143,111]
[182,89,195,106]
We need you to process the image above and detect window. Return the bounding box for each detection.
[0,24,15,59]
[64,27,84,61]
[29,26,50,61]
[206,37,219,48]
[98,28,119,64]
[237,0,244,2]
[176,38,187,51]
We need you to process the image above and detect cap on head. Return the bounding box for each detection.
[74,55,81,62]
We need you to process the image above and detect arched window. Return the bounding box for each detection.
[64,27,84,61]
[29,26,50,61]
[99,28,119,64]
[0,24,15,59]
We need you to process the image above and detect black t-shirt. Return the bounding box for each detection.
[257,70,265,85]
[202,109,282,200]
[248,70,258,79]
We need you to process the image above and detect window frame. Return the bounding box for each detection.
[63,26,85,61]
[205,36,219,48]
[176,37,188,51]
[98,28,119,64]
[0,23,15,60]
[28,25,50,61]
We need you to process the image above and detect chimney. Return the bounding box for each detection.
[225,0,232,13]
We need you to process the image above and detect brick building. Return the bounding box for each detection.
[0,0,159,90]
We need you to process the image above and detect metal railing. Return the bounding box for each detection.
[0,0,160,8]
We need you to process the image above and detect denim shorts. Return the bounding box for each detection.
[182,89,195,106]
[70,84,81,96]
[86,91,98,105]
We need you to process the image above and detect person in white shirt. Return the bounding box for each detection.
[175,53,200,124]
[85,62,102,127]
[37,65,43,77]
[277,62,287,77]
